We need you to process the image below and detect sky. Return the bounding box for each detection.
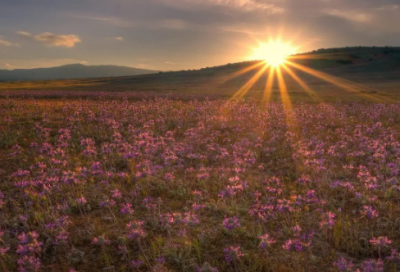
[0,0,399,71]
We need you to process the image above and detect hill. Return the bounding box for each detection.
[1,46,400,102]
[0,64,157,81]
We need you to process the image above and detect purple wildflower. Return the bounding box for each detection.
[223,246,244,263]
[223,217,240,230]
[259,233,276,249]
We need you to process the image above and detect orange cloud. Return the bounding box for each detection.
[34,32,81,47]
[107,36,124,41]
[0,37,19,47]
[17,31,81,47]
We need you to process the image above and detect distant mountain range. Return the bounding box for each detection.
[0,64,158,81]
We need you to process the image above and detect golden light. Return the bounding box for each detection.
[251,39,297,66]
[226,36,387,106]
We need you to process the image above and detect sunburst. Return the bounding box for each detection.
[227,38,389,105]
[251,39,297,67]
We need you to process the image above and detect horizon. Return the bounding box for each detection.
[1,45,399,72]
[1,0,400,71]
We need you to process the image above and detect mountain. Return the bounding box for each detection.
[0,64,157,81]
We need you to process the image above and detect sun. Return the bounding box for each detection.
[251,39,297,66]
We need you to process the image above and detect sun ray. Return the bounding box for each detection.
[281,63,320,102]
[276,65,293,112]
[285,61,390,102]
[230,63,270,100]
[276,65,301,131]
[262,66,275,103]
[222,61,266,83]
[230,38,395,105]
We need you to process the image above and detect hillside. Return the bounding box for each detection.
[0,64,157,81]
[1,47,400,102]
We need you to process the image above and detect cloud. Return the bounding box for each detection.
[206,0,284,12]
[56,58,88,65]
[74,14,189,30]
[0,38,13,46]
[34,33,81,47]
[160,19,188,30]
[376,5,399,11]
[4,63,14,69]
[16,31,32,37]
[17,31,81,47]
[136,63,152,68]
[2,59,88,70]
[71,15,135,28]
[107,36,124,41]
[0,37,19,47]
[162,0,284,13]
[217,25,264,35]
[324,9,372,22]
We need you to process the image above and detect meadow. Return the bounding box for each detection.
[1,94,400,272]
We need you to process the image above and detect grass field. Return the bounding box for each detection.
[1,96,400,271]
[1,47,400,272]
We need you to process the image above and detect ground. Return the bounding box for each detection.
[1,95,400,271]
